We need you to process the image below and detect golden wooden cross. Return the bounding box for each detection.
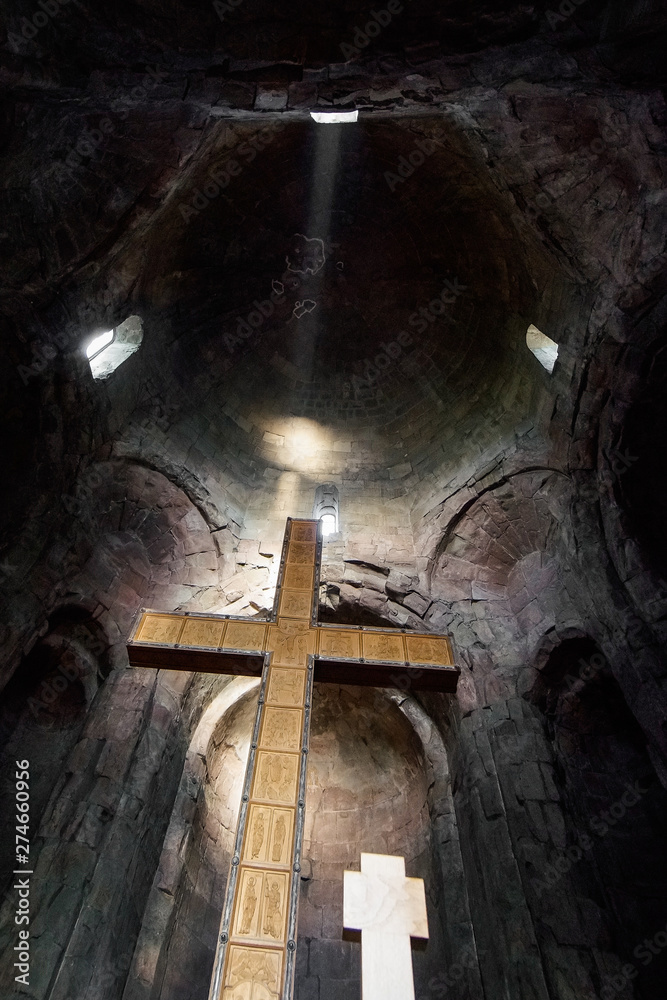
[126,518,458,1000]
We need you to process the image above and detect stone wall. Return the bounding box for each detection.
[0,665,204,1000]
[1,3,667,999]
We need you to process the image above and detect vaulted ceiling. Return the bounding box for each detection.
[1,0,665,616]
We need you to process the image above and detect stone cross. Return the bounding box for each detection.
[126,518,457,1000]
[344,853,429,1000]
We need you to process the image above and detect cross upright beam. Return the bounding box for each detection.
[126,517,459,1000]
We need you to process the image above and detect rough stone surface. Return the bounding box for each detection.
[1,3,667,1000]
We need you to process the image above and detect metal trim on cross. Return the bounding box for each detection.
[126,517,459,1000]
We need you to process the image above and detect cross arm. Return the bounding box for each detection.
[313,657,458,693]
[343,853,429,938]
[314,625,459,693]
[126,612,460,693]
[127,643,264,676]
[126,610,269,677]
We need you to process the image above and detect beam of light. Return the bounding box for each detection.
[266,110,352,532]
[285,119,345,384]
[310,110,358,124]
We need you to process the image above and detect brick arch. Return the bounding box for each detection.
[429,471,567,607]
[63,459,222,636]
[523,635,667,998]
[424,471,584,708]
[127,680,260,1000]
[0,607,110,901]
[122,679,474,1000]
[593,316,667,634]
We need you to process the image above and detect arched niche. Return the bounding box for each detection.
[529,637,667,998]
[122,676,260,1000]
[429,470,569,608]
[297,684,448,1000]
[613,327,667,578]
[127,683,458,1000]
[47,460,226,641]
[150,685,259,1000]
[0,608,109,897]
[312,484,339,537]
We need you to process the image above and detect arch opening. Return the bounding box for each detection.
[313,483,340,537]
[0,611,109,897]
[130,684,452,1000]
[530,638,667,998]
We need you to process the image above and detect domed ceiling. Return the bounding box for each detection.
[1,0,664,557]
[129,114,554,490]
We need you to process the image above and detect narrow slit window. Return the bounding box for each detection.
[84,315,143,380]
[526,324,558,374]
[320,514,336,536]
[313,484,339,537]
[310,110,358,124]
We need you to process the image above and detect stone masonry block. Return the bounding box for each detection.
[402,591,431,616]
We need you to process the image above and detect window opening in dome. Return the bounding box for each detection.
[313,484,340,538]
[526,324,559,374]
[84,315,144,380]
[310,110,358,124]
[320,514,336,536]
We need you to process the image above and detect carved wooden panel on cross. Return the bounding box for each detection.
[127,518,459,1000]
